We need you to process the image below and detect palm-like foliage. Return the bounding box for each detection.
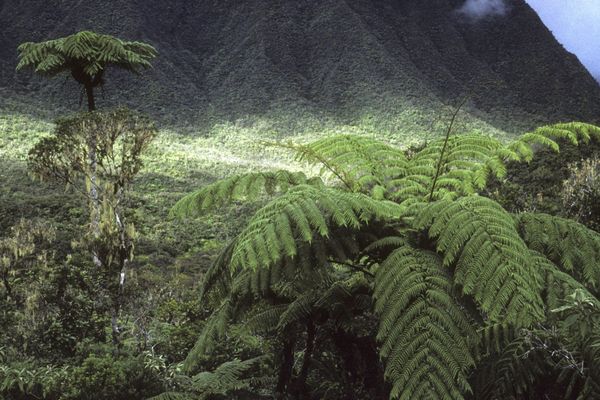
[173,122,600,400]
[17,30,157,110]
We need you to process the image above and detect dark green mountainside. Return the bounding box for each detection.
[1,0,599,133]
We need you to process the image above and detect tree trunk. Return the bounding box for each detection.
[85,83,96,112]
[84,83,101,267]
[276,333,296,399]
[295,319,316,400]
[110,207,129,347]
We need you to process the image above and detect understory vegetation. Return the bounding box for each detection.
[2,112,600,400]
[2,29,600,400]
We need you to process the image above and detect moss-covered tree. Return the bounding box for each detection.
[28,108,157,344]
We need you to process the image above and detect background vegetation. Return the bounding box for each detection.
[2,1,600,399]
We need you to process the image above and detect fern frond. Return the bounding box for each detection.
[476,323,519,359]
[374,244,475,400]
[415,196,544,325]
[473,335,547,400]
[511,122,600,154]
[230,185,400,270]
[244,304,288,334]
[276,291,319,329]
[171,171,322,216]
[388,134,512,207]
[191,356,267,399]
[516,213,600,290]
[282,135,408,196]
[199,241,236,303]
[184,299,233,372]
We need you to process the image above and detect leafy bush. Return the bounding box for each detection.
[62,352,164,400]
[561,157,600,231]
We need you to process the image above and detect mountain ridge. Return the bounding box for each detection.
[0,0,598,135]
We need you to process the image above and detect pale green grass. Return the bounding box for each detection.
[0,103,516,190]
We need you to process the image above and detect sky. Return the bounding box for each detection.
[525,0,600,80]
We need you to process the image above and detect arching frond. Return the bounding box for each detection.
[510,122,600,160]
[472,334,548,400]
[183,299,233,373]
[374,244,475,400]
[415,196,544,325]
[516,213,600,290]
[191,356,267,399]
[282,135,408,196]
[230,185,400,271]
[171,171,322,216]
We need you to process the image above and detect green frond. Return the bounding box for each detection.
[199,241,236,303]
[183,299,233,373]
[281,135,408,195]
[314,274,371,309]
[228,232,360,302]
[230,185,401,270]
[387,134,513,206]
[506,122,600,163]
[473,335,548,400]
[17,30,157,77]
[529,250,600,310]
[415,196,544,325]
[476,323,518,359]
[513,122,600,150]
[171,170,323,216]
[363,235,408,254]
[276,291,319,329]
[374,244,475,400]
[386,123,600,207]
[244,304,288,334]
[191,356,267,399]
[516,213,600,290]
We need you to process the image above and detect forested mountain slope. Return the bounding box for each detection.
[1,0,599,133]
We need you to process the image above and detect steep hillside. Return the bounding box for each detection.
[0,0,599,135]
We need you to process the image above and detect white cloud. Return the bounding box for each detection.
[458,0,509,20]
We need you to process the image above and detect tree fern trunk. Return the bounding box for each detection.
[85,83,96,112]
[295,319,316,399]
[276,332,296,399]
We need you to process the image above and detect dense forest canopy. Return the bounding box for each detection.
[2,1,600,400]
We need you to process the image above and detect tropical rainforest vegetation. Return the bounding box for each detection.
[1,29,600,400]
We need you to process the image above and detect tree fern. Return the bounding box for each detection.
[17,30,157,110]
[173,121,600,400]
[17,31,156,76]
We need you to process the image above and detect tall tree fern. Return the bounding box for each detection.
[17,30,157,111]
[172,122,600,400]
